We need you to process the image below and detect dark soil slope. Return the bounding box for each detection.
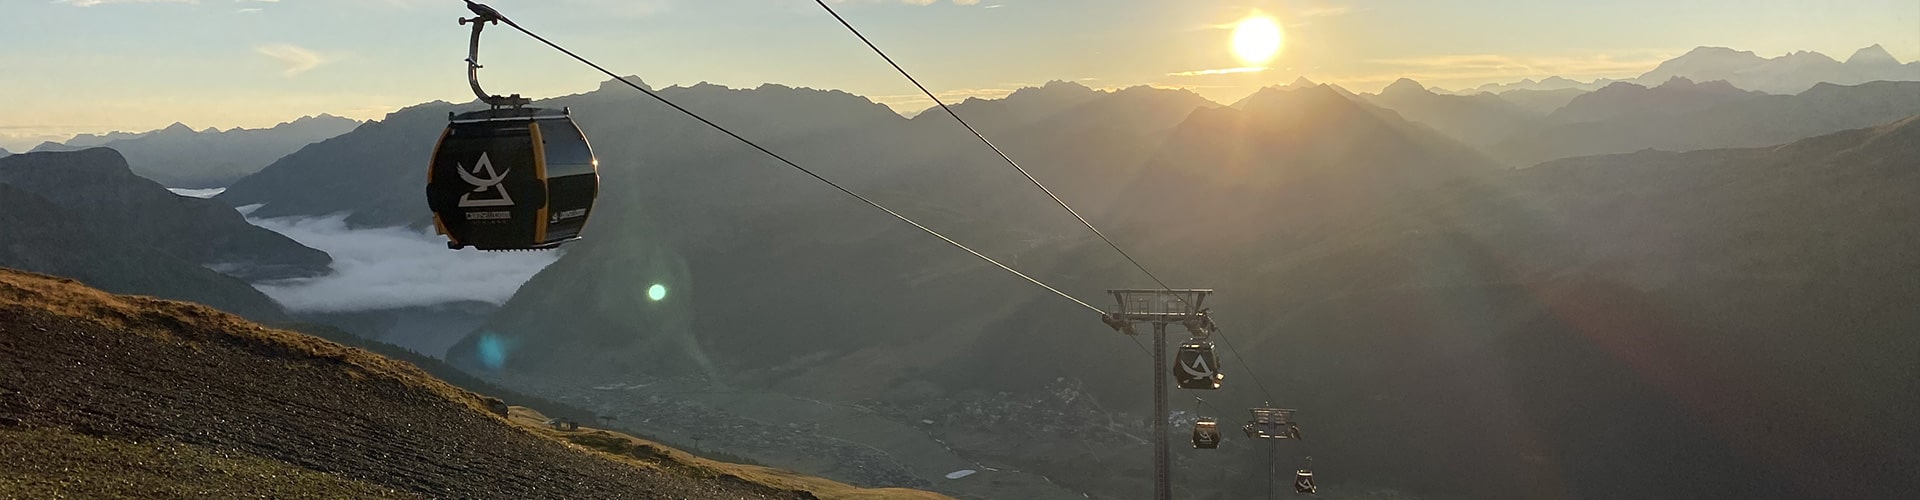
[0,268,825,499]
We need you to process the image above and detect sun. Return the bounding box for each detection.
[1231,14,1284,66]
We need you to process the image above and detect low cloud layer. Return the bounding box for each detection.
[167,187,226,198]
[245,213,559,313]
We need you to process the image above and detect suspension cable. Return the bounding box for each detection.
[470,4,1113,319]
[811,0,1278,403]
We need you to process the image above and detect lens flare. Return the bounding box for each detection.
[477,332,510,371]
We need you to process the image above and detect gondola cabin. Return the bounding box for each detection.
[1191,417,1222,449]
[427,107,599,250]
[1294,469,1317,494]
[1175,338,1224,390]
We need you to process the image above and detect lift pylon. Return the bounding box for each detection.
[1104,288,1213,500]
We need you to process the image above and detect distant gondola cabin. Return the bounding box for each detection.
[1191,417,1222,449]
[1175,338,1224,390]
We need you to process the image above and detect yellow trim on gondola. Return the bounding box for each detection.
[529,122,549,243]
[432,214,452,237]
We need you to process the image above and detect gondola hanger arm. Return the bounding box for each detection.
[460,1,530,108]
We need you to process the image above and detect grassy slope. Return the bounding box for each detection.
[507,407,950,500]
[0,268,945,500]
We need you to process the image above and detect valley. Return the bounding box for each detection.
[4,9,1917,496]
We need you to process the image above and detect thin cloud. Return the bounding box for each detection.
[1296,5,1352,18]
[254,43,333,77]
[1168,66,1268,77]
[244,212,560,313]
[57,0,197,6]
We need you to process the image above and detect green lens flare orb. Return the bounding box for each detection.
[647,284,668,302]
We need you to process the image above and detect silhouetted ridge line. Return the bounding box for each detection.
[812,0,1277,402]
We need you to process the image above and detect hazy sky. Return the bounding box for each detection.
[2,0,1916,151]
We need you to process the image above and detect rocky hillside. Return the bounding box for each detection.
[0,268,942,500]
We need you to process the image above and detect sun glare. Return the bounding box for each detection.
[1231,14,1284,66]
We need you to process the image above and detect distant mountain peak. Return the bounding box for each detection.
[1382,78,1430,95]
[1288,76,1318,88]
[1684,46,1760,58]
[1040,79,1091,90]
[1846,44,1899,65]
[1777,50,1839,63]
[598,75,651,92]
[160,122,195,134]
[1007,80,1095,97]
[1656,76,1697,88]
[1597,81,1648,92]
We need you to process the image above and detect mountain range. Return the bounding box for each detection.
[1455,44,1919,95]
[1350,76,1920,165]
[1546,77,1764,123]
[1360,77,1544,147]
[30,114,360,188]
[9,43,1916,498]
[1494,80,1920,164]
[197,71,1920,498]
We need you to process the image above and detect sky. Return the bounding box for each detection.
[2,0,1916,151]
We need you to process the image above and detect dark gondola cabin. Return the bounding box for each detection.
[1191,417,1221,449]
[428,107,599,250]
[1175,338,1224,390]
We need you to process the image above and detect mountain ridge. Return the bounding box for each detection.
[30,114,360,188]
[1463,44,1920,97]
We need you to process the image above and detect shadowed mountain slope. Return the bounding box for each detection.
[1496,80,1920,165]
[1361,78,1546,149]
[1548,77,1763,124]
[0,184,288,322]
[1491,87,1588,115]
[0,148,330,281]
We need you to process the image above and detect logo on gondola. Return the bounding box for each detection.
[550,208,587,223]
[457,152,514,208]
[1180,356,1215,381]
